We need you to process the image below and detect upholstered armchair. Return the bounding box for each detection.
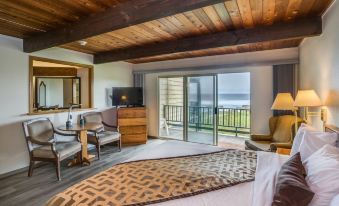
[22,118,82,181]
[81,112,121,159]
[245,115,303,152]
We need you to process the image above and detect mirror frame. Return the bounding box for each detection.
[29,56,94,114]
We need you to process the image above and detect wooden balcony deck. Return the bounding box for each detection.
[160,128,246,150]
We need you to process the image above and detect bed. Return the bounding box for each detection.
[46,125,339,206]
[124,141,291,206]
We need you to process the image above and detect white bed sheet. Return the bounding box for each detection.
[125,140,253,206]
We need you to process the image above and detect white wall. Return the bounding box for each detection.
[0,35,133,175]
[299,0,339,130]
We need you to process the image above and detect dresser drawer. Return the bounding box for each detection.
[118,118,146,126]
[119,126,147,135]
[118,108,146,118]
[121,134,147,144]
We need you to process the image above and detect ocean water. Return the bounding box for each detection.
[190,93,250,108]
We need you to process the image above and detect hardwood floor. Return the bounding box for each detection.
[0,139,164,206]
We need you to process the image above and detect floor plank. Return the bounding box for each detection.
[0,139,164,206]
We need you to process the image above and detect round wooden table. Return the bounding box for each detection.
[59,123,102,166]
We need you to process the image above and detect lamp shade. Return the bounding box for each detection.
[271,93,296,110]
[294,90,322,107]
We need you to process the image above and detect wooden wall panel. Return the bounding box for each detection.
[0,0,334,63]
[33,67,77,77]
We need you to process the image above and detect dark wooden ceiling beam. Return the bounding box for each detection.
[94,17,322,64]
[23,0,229,52]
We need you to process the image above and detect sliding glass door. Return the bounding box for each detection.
[159,73,250,147]
[186,75,217,145]
[158,77,184,140]
[158,75,217,145]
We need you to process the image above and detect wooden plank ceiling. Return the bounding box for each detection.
[0,0,333,64]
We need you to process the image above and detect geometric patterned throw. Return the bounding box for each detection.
[46,150,257,206]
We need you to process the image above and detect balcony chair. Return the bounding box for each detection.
[245,115,303,152]
[22,118,82,181]
[81,112,121,159]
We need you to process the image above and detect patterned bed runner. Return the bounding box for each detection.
[46,150,257,206]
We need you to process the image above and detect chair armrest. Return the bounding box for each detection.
[250,134,272,141]
[102,122,117,128]
[54,129,77,136]
[102,121,118,132]
[28,136,55,146]
[270,142,292,152]
[87,126,105,134]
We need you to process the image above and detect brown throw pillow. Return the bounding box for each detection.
[272,153,314,206]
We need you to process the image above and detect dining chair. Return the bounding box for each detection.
[22,117,82,181]
[81,112,121,159]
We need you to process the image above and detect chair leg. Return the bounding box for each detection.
[96,144,101,160]
[118,139,122,152]
[55,160,61,181]
[28,160,34,177]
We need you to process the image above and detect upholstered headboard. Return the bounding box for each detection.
[325,125,339,147]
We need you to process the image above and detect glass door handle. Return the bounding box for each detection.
[214,107,218,115]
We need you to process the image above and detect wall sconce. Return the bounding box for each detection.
[294,90,327,126]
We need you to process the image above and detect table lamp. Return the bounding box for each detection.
[293,90,324,124]
[271,93,296,111]
[271,93,298,134]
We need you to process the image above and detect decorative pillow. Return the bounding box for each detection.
[304,144,339,206]
[272,153,314,206]
[291,123,315,156]
[330,194,339,206]
[299,130,337,162]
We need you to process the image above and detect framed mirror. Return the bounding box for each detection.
[29,56,93,114]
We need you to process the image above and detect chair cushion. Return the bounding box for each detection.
[84,113,102,124]
[28,120,54,142]
[272,115,296,143]
[97,131,120,145]
[32,141,81,160]
[245,140,271,151]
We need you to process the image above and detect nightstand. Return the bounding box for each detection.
[276,148,291,155]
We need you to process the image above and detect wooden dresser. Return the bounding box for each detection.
[117,107,147,145]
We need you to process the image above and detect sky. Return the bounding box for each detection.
[218,73,250,94]
[190,72,250,95]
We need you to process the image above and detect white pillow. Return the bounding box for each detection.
[304,144,339,206]
[299,130,337,162]
[330,194,339,206]
[291,123,315,155]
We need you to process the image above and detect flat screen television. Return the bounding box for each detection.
[112,87,143,106]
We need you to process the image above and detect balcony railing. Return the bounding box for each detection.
[163,105,250,136]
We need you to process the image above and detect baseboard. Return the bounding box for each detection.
[0,162,47,180]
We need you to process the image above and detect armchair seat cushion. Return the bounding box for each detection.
[245,140,271,152]
[32,141,81,160]
[88,131,120,145]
